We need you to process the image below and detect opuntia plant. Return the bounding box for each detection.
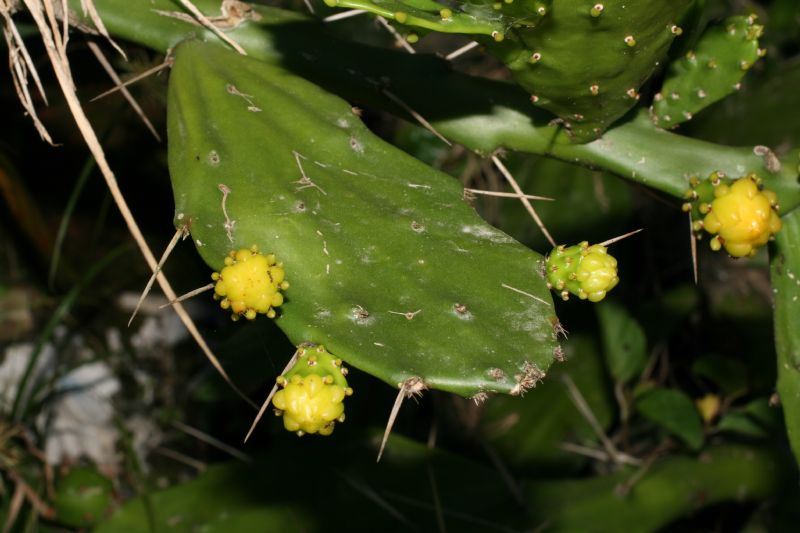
[3,0,800,530]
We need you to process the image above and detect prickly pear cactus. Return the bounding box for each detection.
[326,0,691,141]
[168,40,560,397]
[652,15,764,129]
[545,242,618,302]
[683,172,782,257]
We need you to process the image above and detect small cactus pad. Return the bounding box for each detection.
[702,176,781,257]
[652,15,764,129]
[272,344,353,436]
[545,242,619,302]
[491,0,692,142]
[168,40,559,397]
[211,246,289,320]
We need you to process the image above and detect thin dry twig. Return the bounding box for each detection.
[1,0,54,143]
[91,58,172,102]
[378,377,425,462]
[598,228,643,247]
[376,15,415,54]
[323,8,366,22]
[491,155,556,247]
[172,420,251,462]
[445,40,479,61]
[500,283,551,307]
[87,41,161,141]
[153,446,207,471]
[560,441,611,462]
[465,188,554,201]
[382,88,451,147]
[244,349,301,442]
[176,0,246,55]
[128,227,185,327]
[562,374,641,466]
[23,0,256,409]
[159,283,215,309]
[77,0,126,59]
[336,472,416,529]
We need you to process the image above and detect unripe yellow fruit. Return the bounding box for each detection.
[211,246,289,320]
[702,177,781,257]
[272,344,353,436]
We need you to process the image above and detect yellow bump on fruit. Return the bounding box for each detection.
[394,11,408,24]
[440,8,452,19]
[575,245,619,302]
[212,246,288,319]
[702,177,782,257]
[272,374,347,436]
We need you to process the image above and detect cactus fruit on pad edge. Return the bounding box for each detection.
[167,40,559,398]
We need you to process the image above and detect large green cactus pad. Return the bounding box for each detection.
[168,40,559,397]
[652,15,763,129]
[494,0,692,142]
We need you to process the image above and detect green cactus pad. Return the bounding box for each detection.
[168,40,559,397]
[652,15,764,129]
[545,241,618,302]
[493,0,692,142]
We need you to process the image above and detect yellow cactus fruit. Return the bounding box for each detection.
[575,245,619,302]
[272,344,353,436]
[211,245,289,320]
[546,242,619,302]
[702,176,781,257]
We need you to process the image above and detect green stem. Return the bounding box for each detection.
[526,445,784,530]
[771,208,800,466]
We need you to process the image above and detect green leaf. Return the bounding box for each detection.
[596,300,647,383]
[634,387,705,450]
[526,445,782,531]
[691,353,748,397]
[168,40,559,397]
[770,207,800,465]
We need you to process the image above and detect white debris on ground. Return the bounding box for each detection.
[117,291,191,354]
[0,292,190,470]
[40,361,120,467]
[0,341,56,413]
